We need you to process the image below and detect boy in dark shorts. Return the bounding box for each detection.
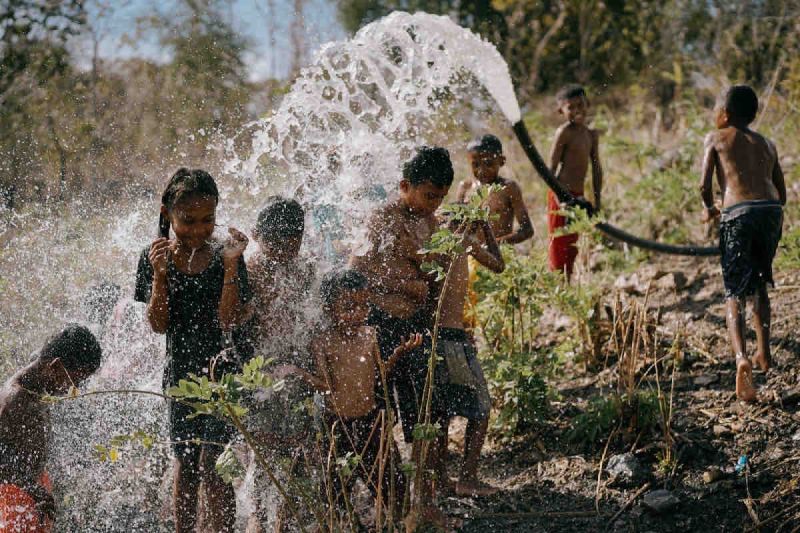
[0,325,102,532]
[548,85,603,280]
[433,219,504,497]
[350,146,454,441]
[700,85,786,402]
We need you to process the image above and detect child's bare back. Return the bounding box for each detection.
[703,127,784,209]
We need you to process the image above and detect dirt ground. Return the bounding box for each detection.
[441,254,800,532]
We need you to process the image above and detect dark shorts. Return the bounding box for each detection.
[169,401,236,459]
[433,328,491,422]
[720,201,783,298]
[367,306,434,442]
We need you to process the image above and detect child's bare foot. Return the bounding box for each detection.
[455,478,499,497]
[751,351,770,372]
[735,356,757,402]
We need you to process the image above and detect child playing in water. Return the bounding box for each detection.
[244,196,318,532]
[699,85,786,402]
[432,219,504,497]
[135,168,251,533]
[457,134,534,245]
[350,146,454,526]
[286,270,419,522]
[548,85,603,280]
[0,325,102,532]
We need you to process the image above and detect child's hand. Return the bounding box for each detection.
[223,227,249,261]
[148,237,172,279]
[394,333,423,356]
[701,206,720,223]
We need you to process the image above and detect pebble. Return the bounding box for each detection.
[606,453,642,481]
[703,467,724,484]
[713,424,731,437]
[643,489,680,513]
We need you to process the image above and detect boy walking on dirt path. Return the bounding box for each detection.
[432,218,504,497]
[0,325,102,532]
[548,84,603,281]
[700,85,786,403]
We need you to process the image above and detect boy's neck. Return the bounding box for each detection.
[332,323,362,336]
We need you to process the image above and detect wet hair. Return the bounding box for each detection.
[723,85,758,125]
[39,324,102,373]
[158,168,219,238]
[467,134,503,155]
[556,84,587,103]
[320,269,368,308]
[402,146,454,188]
[254,196,305,243]
[82,282,121,326]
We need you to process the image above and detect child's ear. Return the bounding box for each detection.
[160,205,169,219]
[399,179,410,194]
[499,155,506,166]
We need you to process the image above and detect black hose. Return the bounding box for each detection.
[511,120,720,257]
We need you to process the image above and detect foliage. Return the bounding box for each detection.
[567,390,659,449]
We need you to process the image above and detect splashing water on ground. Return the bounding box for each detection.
[1,11,522,531]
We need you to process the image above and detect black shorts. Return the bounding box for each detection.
[169,401,236,459]
[367,306,438,442]
[720,201,783,298]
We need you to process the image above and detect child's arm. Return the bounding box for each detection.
[497,181,534,244]
[590,130,603,211]
[770,141,787,205]
[549,125,569,177]
[468,222,505,273]
[273,363,328,393]
[219,228,249,331]
[383,333,423,375]
[309,338,335,394]
[455,180,470,204]
[700,133,721,222]
[146,239,170,333]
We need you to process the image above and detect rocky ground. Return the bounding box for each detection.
[443,255,800,532]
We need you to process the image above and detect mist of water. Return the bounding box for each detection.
[1,11,521,531]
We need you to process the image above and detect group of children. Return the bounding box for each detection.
[0,82,787,531]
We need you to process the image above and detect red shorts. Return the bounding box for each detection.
[0,473,53,533]
[547,189,583,277]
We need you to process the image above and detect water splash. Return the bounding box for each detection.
[1,11,524,531]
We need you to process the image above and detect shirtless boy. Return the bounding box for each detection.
[457,134,534,245]
[700,85,786,402]
[350,146,453,438]
[433,219,504,497]
[0,325,102,532]
[548,85,603,280]
[286,270,420,518]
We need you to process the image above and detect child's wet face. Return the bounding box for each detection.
[399,181,450,216]
[468,151,504,183]
[558,96,588,125]
[330,288,370,327]
[167,195,216,249]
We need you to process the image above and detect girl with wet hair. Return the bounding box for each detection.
[134,168,251,533]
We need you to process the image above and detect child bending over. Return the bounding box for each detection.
[0,325,102,532]
[284,270,420,522]
[548,84,603,280]
[700,85,786,402]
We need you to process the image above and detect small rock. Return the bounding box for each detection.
[694,374,719,387]
[606,453,642,481]
[703,467,724,484]
[655,272,688,291]
[792,430,800,442]
[713,424,731,437]
[643,489,680,513]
